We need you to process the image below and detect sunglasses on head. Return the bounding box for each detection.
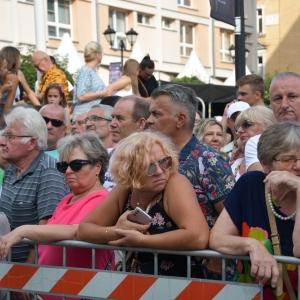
[234,119,256,134]
[147,156,172,176]
[43,116,64,127]
[56,159,92,173]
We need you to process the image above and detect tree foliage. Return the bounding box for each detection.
[170,76,205,84]
[263,72,278,106]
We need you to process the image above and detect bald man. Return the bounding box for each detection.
[32,50,69,101]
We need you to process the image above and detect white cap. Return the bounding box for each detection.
[227,102,250,118]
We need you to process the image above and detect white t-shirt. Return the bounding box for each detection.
[245,134,261,171]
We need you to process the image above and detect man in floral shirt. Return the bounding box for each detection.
[147,84,235,279]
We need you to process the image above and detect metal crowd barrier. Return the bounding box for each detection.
[0,238,299,299]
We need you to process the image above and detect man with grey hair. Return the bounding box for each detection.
[0,107,69,267]
[85,104,116,150]
[39,103,68,160]
[147,84,235,279]
[269,71,300,123]
[71,111,88,135]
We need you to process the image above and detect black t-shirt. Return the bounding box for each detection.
[138,75,158,97]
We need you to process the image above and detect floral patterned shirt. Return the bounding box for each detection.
[38,65,69,100]
[179,135,235,229]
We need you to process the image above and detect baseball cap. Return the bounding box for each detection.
[227,102,250,118]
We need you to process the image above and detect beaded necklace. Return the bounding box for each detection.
[267,193,296,221]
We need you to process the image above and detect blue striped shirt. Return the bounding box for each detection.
[0,151,70,262]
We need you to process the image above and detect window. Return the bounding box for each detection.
[258,56,264,78]
[178,0,192,7]
[180,23,193,56]
[257,7,265,35]
[162,18,173,29]
[109,9,127,48]
[220,30,233,62]
[47,0,71,38]
[137,13,150,25]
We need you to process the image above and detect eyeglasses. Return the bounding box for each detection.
[42,116,64,127]
[274,157,300,167]
[194,119,201,125]
[33,57,46,69]
[56,159,92,173]
[84,115,112,123]
[1,132,32,141]
[234,120,257,134]
[71,120,86,126]
[147,156,172,176]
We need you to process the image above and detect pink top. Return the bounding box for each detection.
[38,190,114,300]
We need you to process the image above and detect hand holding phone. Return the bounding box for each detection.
[127,207,152,225]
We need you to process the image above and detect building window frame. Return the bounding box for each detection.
[257,6,265,35]
[220,30,233,62]
[137,13,151,25]
[178,0,192,7]
[47,0,72,39]
[162,17,173,29]
[109,9,128,49]
[180,23,194,57]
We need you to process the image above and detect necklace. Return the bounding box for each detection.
[136,192,162,214]
[267,193,296,221]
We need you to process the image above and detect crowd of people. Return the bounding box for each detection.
[0,41,299,299]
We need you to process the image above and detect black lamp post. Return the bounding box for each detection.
[229,44,250,62]
[103,25,138,69]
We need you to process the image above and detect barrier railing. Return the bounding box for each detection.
[0,238,299,299]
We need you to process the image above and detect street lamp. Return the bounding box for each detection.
[228,44,250,61]
[103,25,138,69]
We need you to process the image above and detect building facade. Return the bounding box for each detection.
[1,0,257,85]
[256,0,300,78]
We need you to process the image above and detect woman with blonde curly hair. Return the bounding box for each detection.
[103,59,140,97]
[77,131,209,276]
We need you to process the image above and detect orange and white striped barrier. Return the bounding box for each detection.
[0,262,261,299]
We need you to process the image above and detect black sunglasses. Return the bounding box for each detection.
[43,116,64,127]
[234,119,257,134]
[147,156,172,176]
[56,159,92,173]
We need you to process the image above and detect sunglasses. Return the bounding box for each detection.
[147,156,172,176]
[56,159,92,173]
[234,120,257,134]
[43,116,64,127]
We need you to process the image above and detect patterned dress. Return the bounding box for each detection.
[123,192,188,277]
[72,65,106,119]
[225,171,297,299]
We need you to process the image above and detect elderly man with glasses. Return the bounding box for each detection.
[0,107,69,269]
[32,50,69,101]
[71,112,88,135]
[85,104,115,151]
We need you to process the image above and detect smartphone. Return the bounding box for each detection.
[127,207,152,224]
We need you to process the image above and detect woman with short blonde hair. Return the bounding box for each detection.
[73,41,106,120]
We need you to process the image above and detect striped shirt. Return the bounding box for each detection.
[0,151,70,262]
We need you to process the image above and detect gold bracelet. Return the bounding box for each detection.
[105,227,109,242]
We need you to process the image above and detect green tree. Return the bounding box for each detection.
[170,76,205,84]
[263,72,278,106]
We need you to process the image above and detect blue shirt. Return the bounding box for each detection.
[0,152,70,262]
[225,171,297,297]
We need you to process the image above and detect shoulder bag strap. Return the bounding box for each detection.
[138,77,149,97]
[265,185,296,299]
[265,184,283,296]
